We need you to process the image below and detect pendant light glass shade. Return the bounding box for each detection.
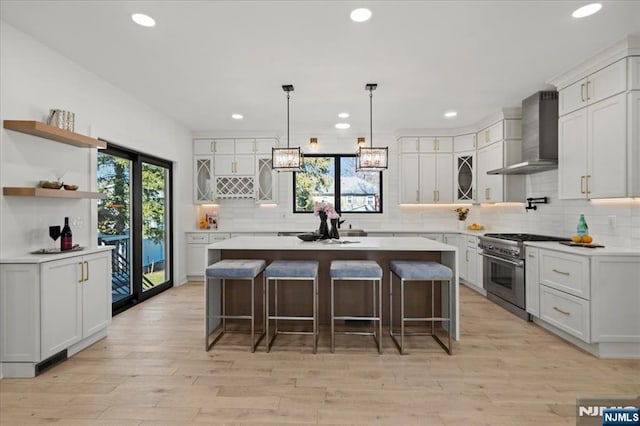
[356,83,388,171]
[356,147,389,170]
[272,84,303,172]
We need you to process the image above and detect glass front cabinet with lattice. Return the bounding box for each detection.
[193,138,278,203]
[453,133,477,203]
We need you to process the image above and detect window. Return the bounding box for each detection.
[294,154,382,213]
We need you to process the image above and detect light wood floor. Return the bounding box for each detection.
[1,283,638,425]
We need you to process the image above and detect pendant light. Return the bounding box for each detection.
[272,84,303,172]
[356,83,388,171]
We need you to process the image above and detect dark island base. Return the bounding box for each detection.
[218,249,443,326]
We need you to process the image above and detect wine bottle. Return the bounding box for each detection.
[60,217,73,251]
[576,213,588,237]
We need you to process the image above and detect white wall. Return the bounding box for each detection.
[0,21,193,284]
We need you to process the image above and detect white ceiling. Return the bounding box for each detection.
[1,1,639,138]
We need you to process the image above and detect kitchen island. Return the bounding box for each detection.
[204,236,459,348]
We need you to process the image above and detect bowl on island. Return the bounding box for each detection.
[297,233,320,242]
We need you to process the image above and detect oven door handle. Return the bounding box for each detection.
[480,252,524,267]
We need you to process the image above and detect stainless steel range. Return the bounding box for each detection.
[478,233,569,320]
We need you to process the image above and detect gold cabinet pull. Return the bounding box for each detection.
[78,262,84,283]
[586,81,591,100]
[580,83,586,102]
[586,175,591,194]
[84,261,89,282]
[465,250,469,262]
[580,176,586,194]
[528,254,535,258]
[553,306,571,316]
[552,268,570,276]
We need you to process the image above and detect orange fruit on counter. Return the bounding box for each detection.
[571,235,582,243]
[582,235,593,243]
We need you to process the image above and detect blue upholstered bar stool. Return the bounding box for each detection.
[205,259,266,352]
[265,260,319,353]
[389,260,453,355]
[330,260,383,353]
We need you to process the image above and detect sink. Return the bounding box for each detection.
[339,229,367,237]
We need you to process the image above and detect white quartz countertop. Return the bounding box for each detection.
[207,236,457,252]
[189,228,487,236]
[0,246,114,264]
[524,241,640,256]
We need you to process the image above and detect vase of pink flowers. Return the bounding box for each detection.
[314,202,340,239]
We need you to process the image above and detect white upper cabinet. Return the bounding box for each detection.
[475,118,524,203]
[454,150,476,203]
[400,136,453,153]
[398,136,453,204]
[630,57,640,90]
[193,138,278,202]
[454,133,476,152]
[559,59,627,116]
[558,53,636,200]
[477,121,504,147]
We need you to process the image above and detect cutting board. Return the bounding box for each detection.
[559,241,605,248]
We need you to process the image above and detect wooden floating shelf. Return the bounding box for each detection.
[3,120,106,149]
[3,187,106,199]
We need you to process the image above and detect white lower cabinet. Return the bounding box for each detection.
[422,233,443,243]
[0,249,112,377]
[539,285,590,342]
[453,235,482,291]
[524,247,539,316]
[186,233,229,280]
[527,245,640,358]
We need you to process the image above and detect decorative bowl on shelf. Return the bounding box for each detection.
[39,180,63,189]
[297,233,320,242]
[63,184,79,191]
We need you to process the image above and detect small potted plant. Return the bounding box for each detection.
[454,207,469,230]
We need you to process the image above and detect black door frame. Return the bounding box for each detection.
[99,143,174,315]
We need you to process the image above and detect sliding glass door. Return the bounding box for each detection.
[141,161,171,293]
[98,145,173,314]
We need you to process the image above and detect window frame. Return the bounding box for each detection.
[292,153,383,214]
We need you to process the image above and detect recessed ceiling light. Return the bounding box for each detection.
[131,13,156,27]
[338,112,350,118]
[572,3,602,18]
[350,8,372,23]
[335,123,351,129]
[231,114,243,120]
[444,111,458,118]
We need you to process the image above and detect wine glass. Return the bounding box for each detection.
[49,225,61,251]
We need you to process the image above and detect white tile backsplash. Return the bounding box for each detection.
[195,168,640,247]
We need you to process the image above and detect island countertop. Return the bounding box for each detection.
[205,235,458,252]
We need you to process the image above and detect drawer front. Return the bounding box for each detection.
[539,251,589,299]
[540,285,590,343]
[209,234,229,243]
[187,233,209,244]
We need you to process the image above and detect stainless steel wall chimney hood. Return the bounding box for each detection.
[488,91,558,175]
